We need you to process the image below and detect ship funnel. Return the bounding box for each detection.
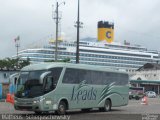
[97,21,114,43]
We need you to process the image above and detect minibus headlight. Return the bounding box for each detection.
[33,100,38,104]
[14,100,17,103]
[33,98,45,104]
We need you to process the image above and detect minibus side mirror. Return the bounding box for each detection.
[43,76,54,92]
[40,71,51,84]
[9,73,19,85]
[14,77,17,85]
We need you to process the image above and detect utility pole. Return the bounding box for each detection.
[53,1,65,62]
[16,44,19,58]
[75,0,83,64]
[55,2,58,62]
[15,36,20,68]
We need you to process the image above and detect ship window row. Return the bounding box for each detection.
[20,54,54,58]
[69,59,142,68]
[23,50,59,54]
[44,46,66,50]
[63,60,140,69]
[153,56,159,58]
[83,44,145,51]
[79,53,153,62]
[29,57,71,62]
[22,51,76,56]
[21,50,156,60]
[60,52,76,55]
[80,49,151,58]
[20,55,72,61]
[80,61,141,68]
[61,43,75,47]
[20,53,154,64]
[20,53,76,58]
[104,44,146,51]
[81,59,154,66]
[23,55,153,65]
[23,50,54,54]
[79,58,146,65]
[22,56,53,62]
[21,49,156,59]
[24,48,66,54]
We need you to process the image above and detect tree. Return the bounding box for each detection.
[62,58,70,62]
[19,58,30,68]
[0,58,30,69]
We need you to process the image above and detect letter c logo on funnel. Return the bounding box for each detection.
[106,31,111,39]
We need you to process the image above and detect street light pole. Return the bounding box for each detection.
[15,43,20,68]
[15,36,20,68]
[76,0,80,64]
[55,2,58,62]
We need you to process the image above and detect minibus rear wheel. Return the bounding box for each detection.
[99,99,111,112]
[104,99,111,112]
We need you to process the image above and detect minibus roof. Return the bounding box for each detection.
[21,62,127,74]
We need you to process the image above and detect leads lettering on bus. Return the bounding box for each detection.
[71,86,97,103]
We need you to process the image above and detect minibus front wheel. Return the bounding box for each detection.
[56,101,67,115]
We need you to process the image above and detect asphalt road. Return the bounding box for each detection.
[0,98,160,120]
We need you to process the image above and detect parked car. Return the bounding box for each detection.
[145,91,156,98]
[129,87,144,100]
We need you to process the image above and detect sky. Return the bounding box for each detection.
[1,0,160,58]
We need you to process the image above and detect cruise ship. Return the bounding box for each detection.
[13,37,160,71]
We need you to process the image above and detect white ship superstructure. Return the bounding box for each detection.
[13,39,160,71]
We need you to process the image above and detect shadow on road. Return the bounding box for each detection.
[13,108,125,116]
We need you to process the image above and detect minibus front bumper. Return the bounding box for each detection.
[14,99,43,112]
[14,97,58,112]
